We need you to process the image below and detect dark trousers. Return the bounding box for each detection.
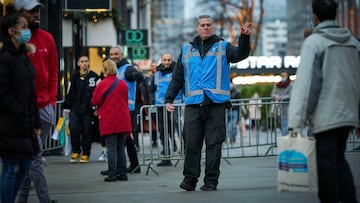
[69,112,93,156]
[104,133,126,177]
[17,120,51,203]
[158,107,177,155]
[182,104,226,187]
[126,136,139,167]
[130,110,140,148]
[314,127,358,203]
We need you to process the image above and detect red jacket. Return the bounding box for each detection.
[91,75,132,136]
[27,29,58,108]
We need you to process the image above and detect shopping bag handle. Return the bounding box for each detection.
[289,131,302,138]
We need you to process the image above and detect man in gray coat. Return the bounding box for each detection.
[288,0,360,202]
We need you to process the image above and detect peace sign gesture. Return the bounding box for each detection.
[241,23,252,35]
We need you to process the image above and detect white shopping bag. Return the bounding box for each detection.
[277,132,318,194]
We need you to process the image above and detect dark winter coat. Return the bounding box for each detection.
[0,40,41,159]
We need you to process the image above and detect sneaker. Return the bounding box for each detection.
[104,176,117,182]
[179,181,195,191]
[156,160,172,167]
[79,155,89,163]
[70,153,80,163]
[200,184,217,191]
[98,151,107,162]
[117,175,128,181]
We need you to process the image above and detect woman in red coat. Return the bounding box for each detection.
[92,59,132,182]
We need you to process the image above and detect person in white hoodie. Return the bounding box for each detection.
[288,0,360,202]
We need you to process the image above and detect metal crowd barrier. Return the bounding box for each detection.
[137,98,360,175]
[42,100,64,153]
[43,98,360,166]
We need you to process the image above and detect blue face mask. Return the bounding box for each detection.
[15,29,32,44]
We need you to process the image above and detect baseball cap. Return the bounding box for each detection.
[15,0,43,11]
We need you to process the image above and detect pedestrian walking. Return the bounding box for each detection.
[288,0,360,202]
[15,0,58,202]
[0,12,40,203]
[165,14,251,191]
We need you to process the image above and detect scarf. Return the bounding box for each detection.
[276,78,290,88]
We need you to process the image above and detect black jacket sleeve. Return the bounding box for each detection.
[149,75,156,105]
[226,34,251,63]
[125,66,144,82]
[165,53,184,103]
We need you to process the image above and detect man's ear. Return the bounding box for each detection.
[312,14,319,26]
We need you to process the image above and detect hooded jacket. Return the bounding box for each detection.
[288,20,360,133]
[27,28,58,108]
[0,40,41,158]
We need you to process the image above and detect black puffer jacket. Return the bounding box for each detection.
[0,40,41,159]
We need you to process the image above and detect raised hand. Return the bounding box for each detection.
[241,23,252,35]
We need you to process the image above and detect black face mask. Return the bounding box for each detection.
[29,20,40,30]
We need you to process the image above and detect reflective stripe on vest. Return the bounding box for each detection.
[154,71,183,104]
[182,41,230,104]
[117,64,136,111]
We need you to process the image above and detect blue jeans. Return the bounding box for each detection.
[227,110,238,143]
[0,157,32,203]
[281,118,288,136]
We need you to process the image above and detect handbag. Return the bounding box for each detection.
[277,131,318,194]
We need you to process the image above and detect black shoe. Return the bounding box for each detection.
[179,182,195,191]
[157,160,172,167]
[117,175,128,181]
[200,184,217,191]
[100,170,109,176]
[104,176,117,182]
[49,200,58,203]
[127,165,141,173]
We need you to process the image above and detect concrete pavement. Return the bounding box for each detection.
[23,142,360,203]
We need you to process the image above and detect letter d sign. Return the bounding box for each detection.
[125,30,144,45]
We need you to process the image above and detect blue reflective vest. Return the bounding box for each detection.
[182,41,230,105]
[117,64,136,111]
[154,71,183,104]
